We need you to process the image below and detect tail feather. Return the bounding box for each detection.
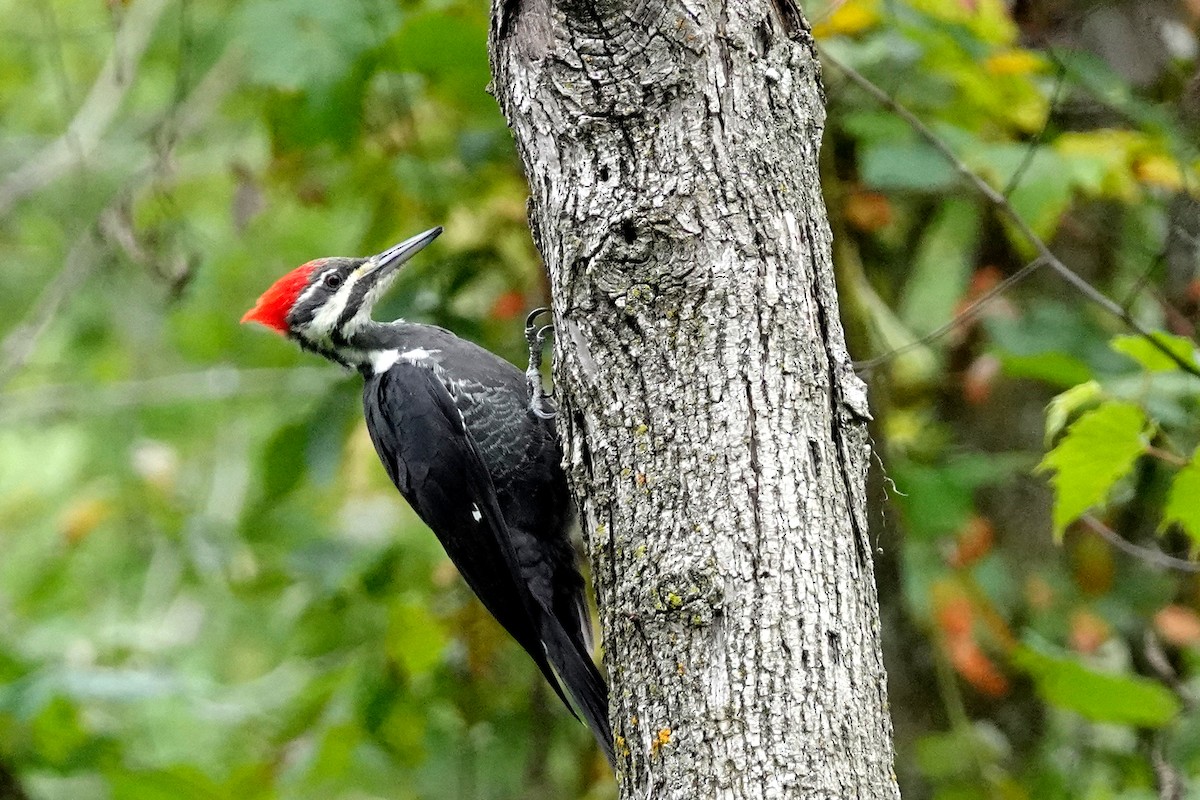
[541,612,615,766]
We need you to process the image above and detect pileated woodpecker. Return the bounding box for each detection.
[242,227,612,765]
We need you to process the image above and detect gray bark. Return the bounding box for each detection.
[488,1,899,796]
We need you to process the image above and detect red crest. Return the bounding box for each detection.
[241,261,322,334]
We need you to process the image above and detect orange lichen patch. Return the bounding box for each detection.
[650,727,672,757]
[615,735,631,758]
[1154,605,1200,648]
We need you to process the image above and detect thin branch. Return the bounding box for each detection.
[0,0,170,217]
[0,229,101,392]
[0,366,340,423]
[854,256,1044,371]
[1145,445,1188,468]
[0,47,240,390]
[1079,514,1200,574]
[1143,630,1196,713]
[1001,65,1066,199]
[822,51,1200,380]
[1150,736,1186,800]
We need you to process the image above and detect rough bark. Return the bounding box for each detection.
[488,1,899,796]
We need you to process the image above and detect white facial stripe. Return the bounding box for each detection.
[308,272,361,338]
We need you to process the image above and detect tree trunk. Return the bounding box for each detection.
[488,1,900,796]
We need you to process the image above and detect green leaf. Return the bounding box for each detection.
[999,351,1094,389]
[1111,333,1199,373]
[105,766,225,800]
[1037,401,1147,536]
[890,454,1027,540]
[860,141,959,191]
[258,421,309,507]
[235,0,397,91]
[1164,449,1200,547]
[1044,380,1103,445]
[389,11,492,109]
[972,146,1073,241]
[387,599,448,679]
[899,199,980,336]
[1012,642,1179,727]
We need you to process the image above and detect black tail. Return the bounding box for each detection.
[540,611,615,766]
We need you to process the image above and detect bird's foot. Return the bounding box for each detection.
[525,307,557,419]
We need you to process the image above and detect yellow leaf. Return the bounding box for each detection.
[812,0,880,38]
[59,496,113,544]
[910,0,1017,43]
[1134,154,1185,191]
[985,49,1044,76]
[1054,130,1144,201]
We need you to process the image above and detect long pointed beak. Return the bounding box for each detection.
[364,226,443,283]
[349,227,443,319]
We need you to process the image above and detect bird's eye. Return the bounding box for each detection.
[324,273,343,290]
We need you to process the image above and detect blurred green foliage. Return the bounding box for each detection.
[1,0,1199,798]
[0,0,605,797]
[821,0,1200,797]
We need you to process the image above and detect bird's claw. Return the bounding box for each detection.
[525,308,557,419]
[525,307,552,346]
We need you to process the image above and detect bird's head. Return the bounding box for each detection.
[242,227,442,350]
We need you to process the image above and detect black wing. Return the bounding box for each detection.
[362,361,574,711]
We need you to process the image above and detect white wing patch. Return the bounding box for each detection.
[369,349,400,373]
[471,504,483,522]
[368,347,441,374]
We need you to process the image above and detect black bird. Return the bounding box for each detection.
[242,227,612,765]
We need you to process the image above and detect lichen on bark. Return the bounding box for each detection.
[489,1,900,796]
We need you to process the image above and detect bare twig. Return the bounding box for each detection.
[1145,445,1188,468]
[0,366,340,423]
[855,257,1044,371]
[1001,65,1066,199]
[0,0,170,217]
[0,229,100,392]
[0,44,240,390]
[1143,630,1196,712]
[1079,514,1200,574]
[823,51,1200,380]
[1150,736,1186,800]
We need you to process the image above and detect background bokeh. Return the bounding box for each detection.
[1,0,1198,798]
